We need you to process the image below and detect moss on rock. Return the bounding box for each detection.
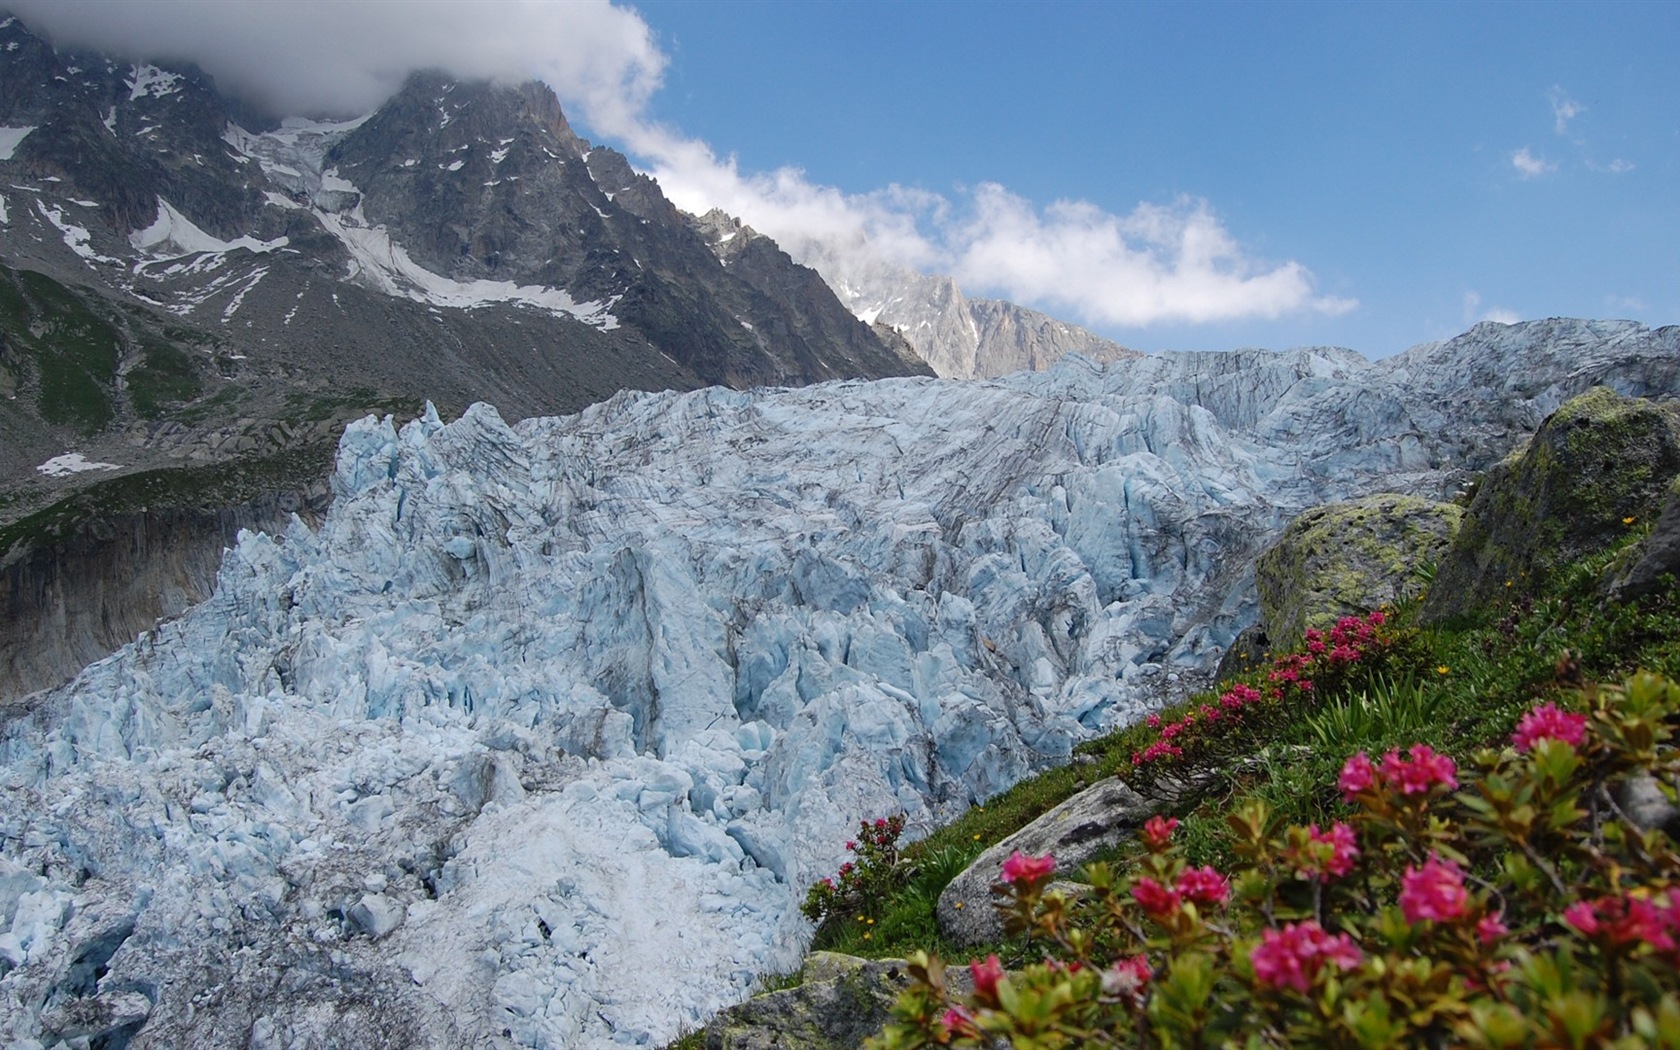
[1423,387,1680,623]
[701,952,912,1050]
[1257,493,1462,645]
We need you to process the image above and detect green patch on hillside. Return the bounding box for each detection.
[0,442,336,561]
[7,270,123,433]
[127,333,204,418]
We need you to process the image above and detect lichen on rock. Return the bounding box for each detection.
[1424,387,1680,623]
[1255,492,1462,646]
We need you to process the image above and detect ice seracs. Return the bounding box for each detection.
[0,320,1674,1049]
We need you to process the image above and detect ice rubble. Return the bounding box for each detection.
[0,321,1673,1048]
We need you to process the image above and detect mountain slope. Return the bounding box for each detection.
[0,319,1672,1048]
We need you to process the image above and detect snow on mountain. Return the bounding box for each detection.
[1,319,1672,1049]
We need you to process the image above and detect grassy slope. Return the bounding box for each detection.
[781,529,1679,981]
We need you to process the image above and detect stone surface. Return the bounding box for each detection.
[936,777,1158,947]
[1256,493,1462,644]
[1424,388,1680,623]
[1604,474,1680,602]
[702,952,913,1050]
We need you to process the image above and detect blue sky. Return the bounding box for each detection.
[12,0,1679,358]
[626,1,1679,356]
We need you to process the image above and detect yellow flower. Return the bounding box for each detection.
[862,932,871,941]
[1624,516,1637,525]
[1505,580,1513,588]
[866,918,875,925]
[954,902,965,910]
[1437,665,1451,675]
[972,833,981,841]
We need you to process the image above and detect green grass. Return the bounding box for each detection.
[127,335,203,418]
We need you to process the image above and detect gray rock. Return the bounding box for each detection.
[936,778,1158,947]
[1256,493,1461,645]
[1616,773,1680,839]
[1604,474,1680,602]
[701,952,913,1050]
[1425,388,1680,623]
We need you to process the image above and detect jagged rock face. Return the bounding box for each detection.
[0,322,1673,1049]
[0,17,927,497]
[770,231,1138,379]
[1424,387,1680,622]
[1255,493,1462,645]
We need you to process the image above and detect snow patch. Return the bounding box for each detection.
[36,453,120,476]
[316,198,621,330]
[126,63,183,100]
[130,198,288,260]
[444,159,464,172]
[0,126,34,160]
[490,147,510,165]
[36,200,118,263]
[0,194,7,225]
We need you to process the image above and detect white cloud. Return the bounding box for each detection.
[8,0,1351,330]
[1464,291,1519,326]
[1548,86,1584,135]
[628,131,1353,327]
[6,0,665,125]
[1511,147,1557,179]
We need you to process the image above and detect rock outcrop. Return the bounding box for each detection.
[1424,388,1680,622]
[936,777,1158,947]
[701,952,918,1050]
[1604,474,1680,603]
[1256,493,1462,645]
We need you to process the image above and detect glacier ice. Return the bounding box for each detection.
[0,320,1673,1048]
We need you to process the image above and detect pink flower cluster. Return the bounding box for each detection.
[1564,889,1680,953]
[1249,920,1363,993]
[1140,815,1179,853]
[1398,854,1469,923]
[1000,850,1055,885]
[1288,822,1360,882]
[1339,744,1458,802]
[1511,702,1589,752]
[1133,611,1391,768]
[969,954,1005,1004]
[1131,866,1231,918]
[1101,954,1152,1000]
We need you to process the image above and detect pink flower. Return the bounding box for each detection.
[1511,703,1589,752]
[1294,822,1359,882]
[1307,639,1327,655]
[1381,744,1458,795]
[969,954,1004,1004]
[1131,877,1182,918]
[1367,610,1386,626]
[1566,894,1679,951]
[1476,911,1509,945]
[1563,900,1601,936]
[1399,854,1468,923]
[1102,954,1151,999]
[1140,815,1179,852]
[845,840,856,851]
[1176,866,1231,906]
[940,1006,978,1037]
[1146,713,1162,728]
[1250,921,1363,993]
[1329,644,1359,664]
[1339,752,1376,801]
[999,850,1055,885]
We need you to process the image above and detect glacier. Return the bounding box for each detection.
[0,319,1675,1048]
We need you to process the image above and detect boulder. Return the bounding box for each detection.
[1603,474,1680,602]
[1424,388,1680,623]
[701,952,915,1050]
[936,778,1158,947]
[1214,624,1271,685]
[1255,493,1462,645]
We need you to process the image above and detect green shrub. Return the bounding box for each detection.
[871,672,1680,1049]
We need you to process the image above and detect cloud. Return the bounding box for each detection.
[1510,147,1556,179]
[1464,291,1519,326]
[5,0,665,126]
[7,0,1351,331]
[1548,86,1584,135]
[628,131,1354,327]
